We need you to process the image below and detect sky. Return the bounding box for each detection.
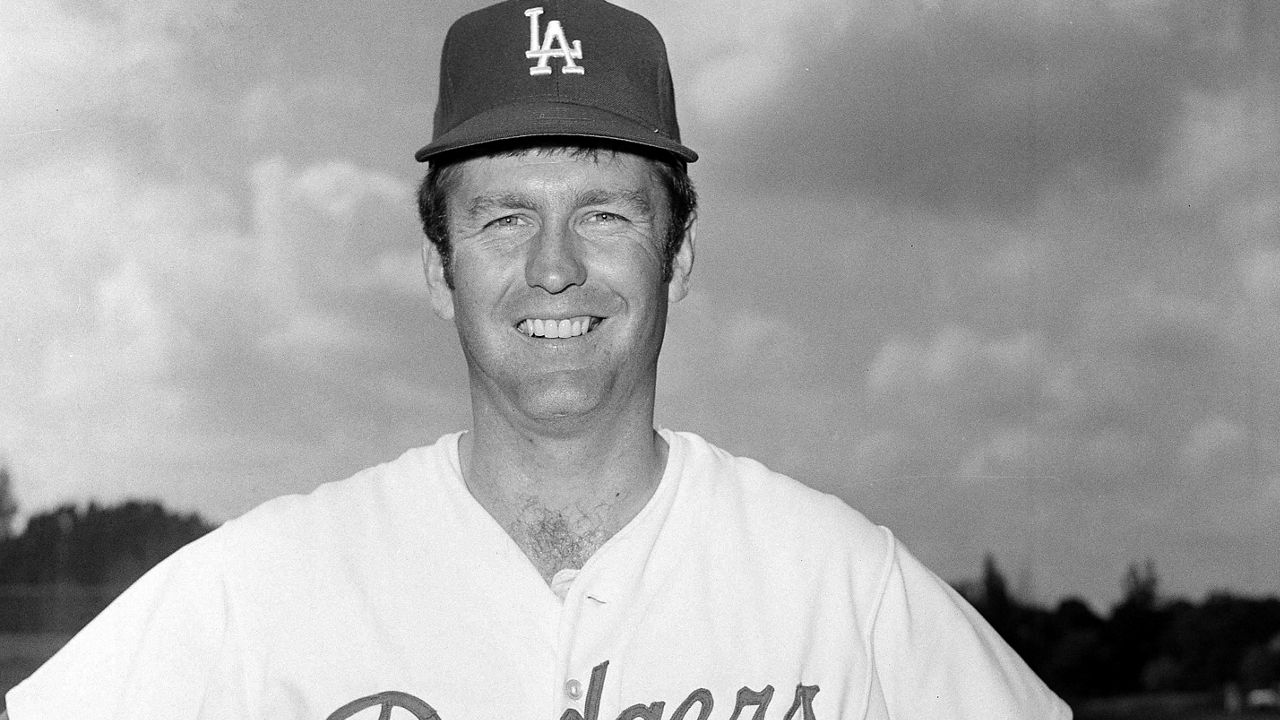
[2,0,1277,612]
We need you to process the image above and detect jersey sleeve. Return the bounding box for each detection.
[4,531,247,719]
[868,535,1073,720]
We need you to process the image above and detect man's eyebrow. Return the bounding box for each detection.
[462,189,653,218]
[577,188,652,214]
[464,193,535,218]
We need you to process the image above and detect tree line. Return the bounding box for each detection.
[0,499,215,588]
[958,554,1280,702]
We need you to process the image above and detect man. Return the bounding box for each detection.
[6,1,1071,718]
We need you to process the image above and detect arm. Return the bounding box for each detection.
[3,535,231,718]
[872,537,1073,718]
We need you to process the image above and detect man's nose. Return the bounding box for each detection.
[525,222,586,293]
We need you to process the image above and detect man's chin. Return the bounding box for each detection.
[506,377,627,427]
[476,366,651,430]
[517,392,606,426]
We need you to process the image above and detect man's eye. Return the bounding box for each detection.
[488,215,525,228]
[588,212,624,223]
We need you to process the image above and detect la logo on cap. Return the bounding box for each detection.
[414,0,698,164]
[525,7,584,75]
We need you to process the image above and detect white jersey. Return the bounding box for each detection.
[7,430,1071,719]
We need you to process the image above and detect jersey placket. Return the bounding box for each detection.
[551,431,689,720]
[553,566,625,719]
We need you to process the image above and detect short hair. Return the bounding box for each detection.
[416,142,697,288]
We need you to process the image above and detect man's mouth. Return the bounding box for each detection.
[517,315,602,339]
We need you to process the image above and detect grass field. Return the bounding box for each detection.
[0,632,71,712]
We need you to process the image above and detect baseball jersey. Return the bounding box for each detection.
[6,430,1071,719]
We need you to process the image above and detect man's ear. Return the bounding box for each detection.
[667,213,696,303]
[422,240,456,320]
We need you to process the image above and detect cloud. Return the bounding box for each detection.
[850,429,901,480]
[1239,248,1280,304]
[239,80,372,144]
[258,311,370,371]
[1,0,237,146]
[855,287,1259,484]
[1179,416,1247,470]
[669,0,1276,215]
[867,326,1050,424]
[660,288,820,409]
[955,426,1053,485]
[664,14,1280,594]
[666,0,855,131]
[2,0,164,129]
[1172,92,1279,197]
[0,144,444,519]
[657,285,864,476]
[40,261,182,394]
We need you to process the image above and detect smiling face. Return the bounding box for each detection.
[424,148,694,433]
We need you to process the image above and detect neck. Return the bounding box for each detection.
[459,405,667,582]
[463,412,665,516]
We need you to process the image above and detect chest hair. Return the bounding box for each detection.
[504,504,611,584]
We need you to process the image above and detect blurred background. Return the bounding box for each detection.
[2,0,1278,715]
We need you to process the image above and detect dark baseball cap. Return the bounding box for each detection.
[415,0,697,164]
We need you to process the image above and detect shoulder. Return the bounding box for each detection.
[200,434,462,569]
[664,429,892,563]
[236,436,454,527]
[872,540,1075,717]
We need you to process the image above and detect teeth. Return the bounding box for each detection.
[519,315,597,339]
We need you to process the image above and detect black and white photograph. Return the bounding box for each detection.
[2,0,1277,717]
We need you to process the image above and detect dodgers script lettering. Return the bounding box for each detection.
[325,661,820,720]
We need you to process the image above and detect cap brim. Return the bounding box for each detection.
[415,101,697,163]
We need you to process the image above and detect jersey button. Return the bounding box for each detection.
[565,678,584,700]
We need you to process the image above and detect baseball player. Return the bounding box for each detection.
[5,1,1071,718]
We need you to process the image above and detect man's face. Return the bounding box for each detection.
[424,149,693,430]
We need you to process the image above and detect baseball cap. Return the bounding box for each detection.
[415,0,697,164]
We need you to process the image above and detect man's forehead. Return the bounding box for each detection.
[446,146,663,201]
[469,143,642,165]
